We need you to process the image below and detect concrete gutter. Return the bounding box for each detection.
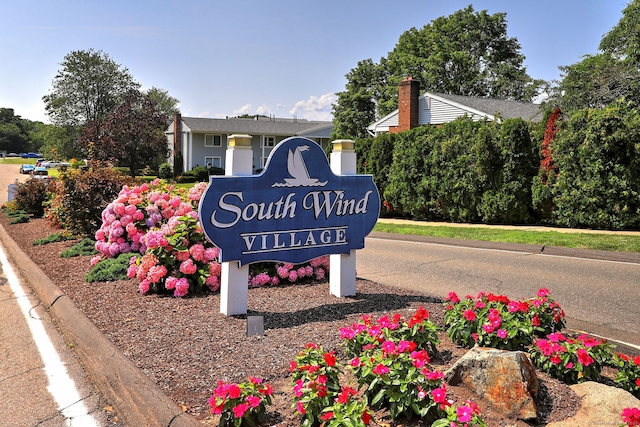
[0,223,201,427]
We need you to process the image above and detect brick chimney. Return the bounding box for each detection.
[390,77,420,133]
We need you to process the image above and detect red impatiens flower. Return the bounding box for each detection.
[372,364,390,375]
[336,386,357,404]
[323,352,337,366]
[232,403,249,418]
[361,410,372,425]
[576,348,594,366]
[408,305,429,326]
[320,411,334,421]
[463,309,476,321]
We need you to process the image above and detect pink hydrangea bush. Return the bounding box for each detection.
[128,213,222,296]
[92,180,331,297]
[248,257,330,288]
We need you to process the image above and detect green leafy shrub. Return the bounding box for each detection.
[366,133,396,215]
[208,166,224,175]
[477,118,537,224]
[33,232,73,246]
[51,162,136,237]
[551,102,640,229]
[158,163,173,180]
[13,178,57,217]
[61,238,98,258]
[179,166,209,182]
[85,252,135,282]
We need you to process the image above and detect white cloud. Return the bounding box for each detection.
[255,104,271,116]
[289,92,336,121]
[232,104,253,116]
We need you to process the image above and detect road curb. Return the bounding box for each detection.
[368,232,640,264]
[0,222,201,427]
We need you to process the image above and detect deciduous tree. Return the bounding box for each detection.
[333,6,543,137]
[87,90,168,177]
[42,49,139,126]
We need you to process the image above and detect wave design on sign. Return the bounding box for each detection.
[272,145,327,187]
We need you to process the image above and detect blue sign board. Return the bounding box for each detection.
[198,137,380,265]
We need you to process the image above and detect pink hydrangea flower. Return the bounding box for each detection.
[179,258,197,275]
[174,278,190,297]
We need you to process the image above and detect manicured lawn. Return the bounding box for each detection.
[373,222,640,253]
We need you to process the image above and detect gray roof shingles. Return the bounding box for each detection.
[433,93,544,122]
[181,117,333,136]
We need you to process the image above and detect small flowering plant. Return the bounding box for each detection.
[318,386,372,427]
[621,407,640,426]
[613,353,640,398]
[431,399,487,427]
[339,306,440,358]
[530,332,613,384]
[444,288,565,350]
[290,343,342,427]
[349,339,444,421]
[208,377,273,427]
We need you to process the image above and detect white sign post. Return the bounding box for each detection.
[219,134,252,316]
[329,140,357,297]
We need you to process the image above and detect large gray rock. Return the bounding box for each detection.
[546,381,640,427]
[445,347,539,420]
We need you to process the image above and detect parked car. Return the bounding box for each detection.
[19,164,35,174]
[21,152,41,158]
[41,161,69,169]
[31,166,49,177]
[6,152,19,157]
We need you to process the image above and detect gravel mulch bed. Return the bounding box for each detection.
[2,215,586,426]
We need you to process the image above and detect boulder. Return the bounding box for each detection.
[546,381,640,427]
[445,347,539,420]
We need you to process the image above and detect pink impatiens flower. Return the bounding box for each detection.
[232,403,249,418]
[456,405,473,423]
[372,364,389,375]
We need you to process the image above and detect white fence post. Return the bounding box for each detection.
[219,134,252,316]
[329,140,357,297]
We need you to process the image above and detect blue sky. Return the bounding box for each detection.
[0,1,626,123]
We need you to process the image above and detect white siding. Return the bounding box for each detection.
[378,112,398,128]
[418,96,432,125]
[429,98,486,124]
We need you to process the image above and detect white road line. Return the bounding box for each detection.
[0,245,98,427]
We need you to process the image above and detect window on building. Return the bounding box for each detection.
[261,136,275,147]
[204,156,222,168]
[205,134,222,147]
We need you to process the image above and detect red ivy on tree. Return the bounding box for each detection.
[540,107,562,183]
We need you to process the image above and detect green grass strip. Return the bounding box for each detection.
[373,222,640,253]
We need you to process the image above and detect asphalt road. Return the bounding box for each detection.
[0,163,111,426]
[357,232,640,352]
